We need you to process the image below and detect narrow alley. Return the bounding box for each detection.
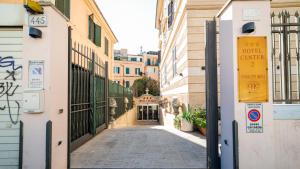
[71,126,207,169]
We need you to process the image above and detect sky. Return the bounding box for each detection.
[96,0,159,54]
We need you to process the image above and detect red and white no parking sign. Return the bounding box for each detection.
[246,104,263,133]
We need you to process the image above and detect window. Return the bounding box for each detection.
[172,46,177,77]
[140,58,143,62]
[94,25,101,47]
[125,67,130,74]
[131,58,137,62]
[55,0,70,18]
[135,68,141,75]
[114,67,120,74]
[125,81,130,88]
[105,37,109,56]
[88,15,101,47]
[147,58,151,66]
[148,67,155,74]
[168,0,174,28]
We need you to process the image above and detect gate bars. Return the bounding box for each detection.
[109,81,133,118]
[70,42,108,151]
[271,11,300,104]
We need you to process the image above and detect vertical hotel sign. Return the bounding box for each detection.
[238,36,268,102]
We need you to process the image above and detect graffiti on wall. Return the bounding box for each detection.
[0,56,22,125]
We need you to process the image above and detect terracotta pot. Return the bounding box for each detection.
[199,127,206,136]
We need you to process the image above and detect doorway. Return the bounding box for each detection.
[137,105,159,121]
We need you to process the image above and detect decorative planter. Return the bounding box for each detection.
[199,127,206,136]
[180,119,193,132]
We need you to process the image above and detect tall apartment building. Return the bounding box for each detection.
[113,49,160,88]
[155,0,300,109]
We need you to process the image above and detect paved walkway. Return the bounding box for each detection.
[71,125,207,169]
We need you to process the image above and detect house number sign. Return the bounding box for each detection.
[29,14,48,27]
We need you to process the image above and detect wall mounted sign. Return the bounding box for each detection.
[29,60,44,89]
[29,14,47,27]
[237,36,268,102]
[246,103,263,133]
[243,8,260,21]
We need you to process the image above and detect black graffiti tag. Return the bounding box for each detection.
[0,56,22,125]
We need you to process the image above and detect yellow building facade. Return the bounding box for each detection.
[156,0,300,109]
[113,49,160,88]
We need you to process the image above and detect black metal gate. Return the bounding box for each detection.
[205,20,220,169]
[271,11,300,104]
[69,42,108,151]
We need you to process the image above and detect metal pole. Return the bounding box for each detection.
[232,120,239,169]
[67,26,72,169]
[18,121,23,169]
[205,20,220,169]
[46,121,52,169]
[91,53,96,135]
[105,61,109,128]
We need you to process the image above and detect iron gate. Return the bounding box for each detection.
[271,11,300,104]
[70,42,108,151]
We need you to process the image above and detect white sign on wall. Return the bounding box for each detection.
[246,103,263,133]
[29,60,44,89]
[243,8,260,21]
[29,14,48,27]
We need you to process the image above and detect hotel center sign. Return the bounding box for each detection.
[237,36,268,102]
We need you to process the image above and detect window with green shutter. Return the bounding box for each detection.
[55,0,70,18]
[88,16,95,42]
[88,15,102,47]
[105,37,109,56]
[94,24,101,47]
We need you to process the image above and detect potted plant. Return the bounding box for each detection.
[195,117,206,136]
[192,107,207,136]
[180,111,194,131]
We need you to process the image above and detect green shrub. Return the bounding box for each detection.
[174,115,181,129]
[182,111,193,123]
[194,117,206,128]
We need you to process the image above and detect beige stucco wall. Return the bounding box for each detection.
[112,107,138,128]
[159,0,190,108]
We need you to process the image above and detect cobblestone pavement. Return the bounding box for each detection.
[71,125,207,169]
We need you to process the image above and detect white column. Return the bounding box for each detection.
[218,1,275,169]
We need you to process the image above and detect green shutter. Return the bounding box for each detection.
[105,38,109,55]
[94,24,101,47]
[55,0,70,18]
[88,16,94,41]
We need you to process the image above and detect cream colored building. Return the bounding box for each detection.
[155,0,300,109]
[113,49,160,88]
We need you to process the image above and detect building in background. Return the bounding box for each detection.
[113,49,160,88]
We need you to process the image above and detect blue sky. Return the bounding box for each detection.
[96,0,159,54]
